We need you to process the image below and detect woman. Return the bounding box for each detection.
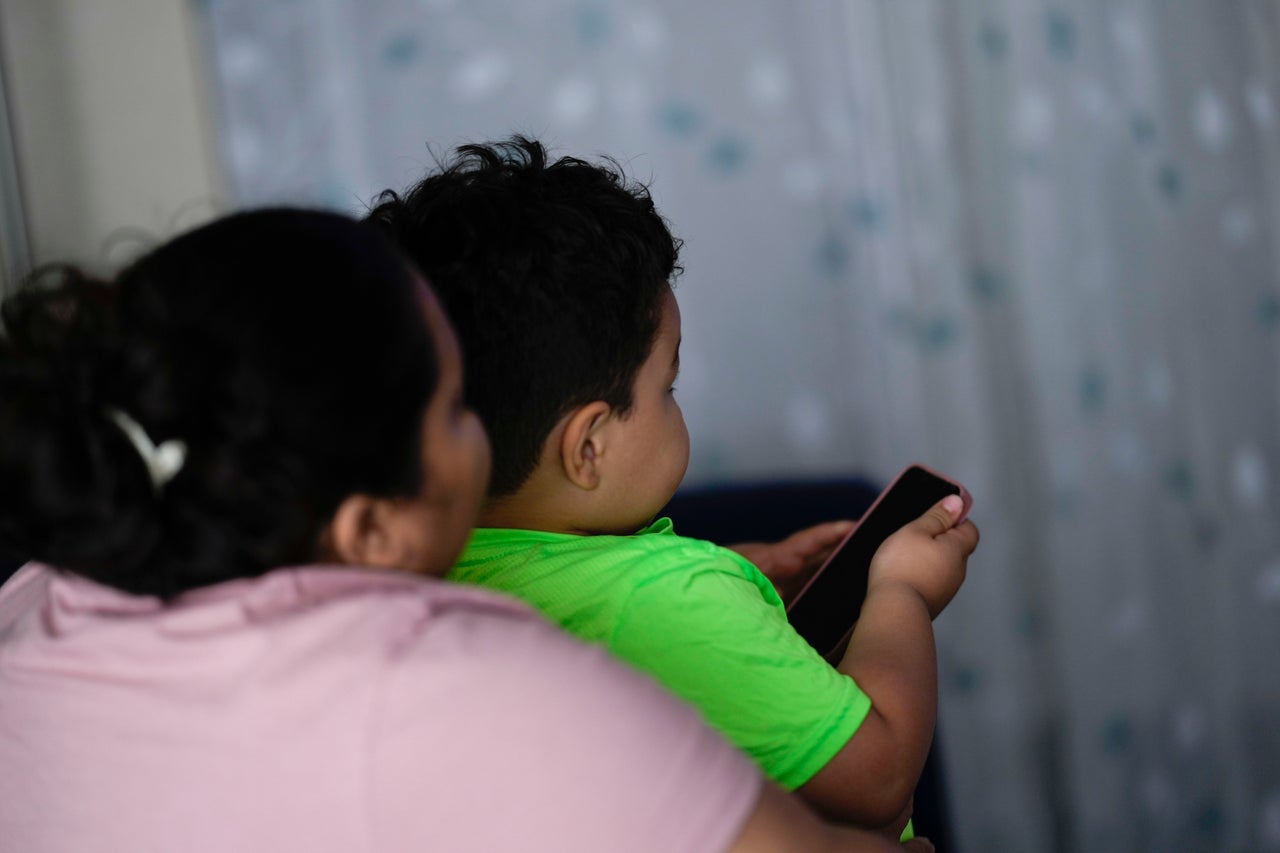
[0,209,931,852]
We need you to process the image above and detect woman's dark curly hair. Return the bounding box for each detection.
[364,136,681,497]
[0,208,437,597]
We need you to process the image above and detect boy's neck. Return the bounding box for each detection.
[478,466,591,535]
[478,475,647,537]
[478,492,577,535]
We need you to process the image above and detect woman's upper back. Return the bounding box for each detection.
[0,563,759,853]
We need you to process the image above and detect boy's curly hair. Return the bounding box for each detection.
[365,136,682,497]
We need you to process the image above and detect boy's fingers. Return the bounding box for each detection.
[765,521,855,567]
[911,495,965,537]
[791,520,855,551]
[950,519,981,553]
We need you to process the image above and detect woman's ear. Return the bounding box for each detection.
[322,494,405,568]
[559,401,612,491]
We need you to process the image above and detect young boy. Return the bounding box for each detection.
[364,137,978,833]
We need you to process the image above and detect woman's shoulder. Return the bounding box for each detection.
[0,563,544,671]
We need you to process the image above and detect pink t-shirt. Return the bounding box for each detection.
[0,563,760,853]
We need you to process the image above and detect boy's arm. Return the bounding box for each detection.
[796,497,978,827]
[728,783,937,853]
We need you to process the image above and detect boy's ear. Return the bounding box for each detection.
[559,400,612,491]
[322,494,406,569]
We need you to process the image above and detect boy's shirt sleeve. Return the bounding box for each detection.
[607,553,872,791]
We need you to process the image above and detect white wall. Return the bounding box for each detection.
[0,0,223,278]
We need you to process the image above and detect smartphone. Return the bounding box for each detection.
[785,464,972,661]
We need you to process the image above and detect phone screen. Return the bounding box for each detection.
[785,465,964,657]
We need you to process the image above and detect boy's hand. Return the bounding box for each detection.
[867,495,978,619]
[727,520,855,603]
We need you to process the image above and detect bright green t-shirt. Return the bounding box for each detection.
[450,517,872,791]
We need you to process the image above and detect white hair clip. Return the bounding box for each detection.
[106,408,188,490]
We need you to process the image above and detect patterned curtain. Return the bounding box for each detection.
[198,2,1280,850]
